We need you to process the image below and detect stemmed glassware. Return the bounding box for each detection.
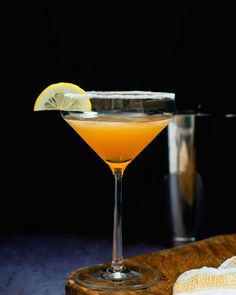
[61,91,175,290]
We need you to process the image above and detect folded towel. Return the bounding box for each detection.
[173,256,236,294]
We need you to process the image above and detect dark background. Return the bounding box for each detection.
[2,1,235,245]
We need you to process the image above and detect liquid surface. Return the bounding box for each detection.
[64,113,171,172]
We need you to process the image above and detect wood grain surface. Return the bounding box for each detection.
[65,234,236,295]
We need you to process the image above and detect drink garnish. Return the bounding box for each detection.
[33,82,91,111]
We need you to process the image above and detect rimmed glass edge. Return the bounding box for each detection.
[64,91,175,100]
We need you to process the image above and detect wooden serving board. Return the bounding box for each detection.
[65,234,236,295]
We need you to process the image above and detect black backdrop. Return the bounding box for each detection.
[2,1,235,243]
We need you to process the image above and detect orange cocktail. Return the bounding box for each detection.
[34,86,175,291]
[64,114,171,172]
[60,91,175,290]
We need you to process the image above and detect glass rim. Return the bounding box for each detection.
[64,91,175,100]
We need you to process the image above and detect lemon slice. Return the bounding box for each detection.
[33,82,91,111]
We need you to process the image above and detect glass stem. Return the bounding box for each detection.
[112,168,124,272]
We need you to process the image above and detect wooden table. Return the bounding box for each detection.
[65,234,236,295]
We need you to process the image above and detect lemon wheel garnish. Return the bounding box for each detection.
[33,82,91,111]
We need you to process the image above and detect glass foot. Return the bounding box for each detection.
[76,263,159,290]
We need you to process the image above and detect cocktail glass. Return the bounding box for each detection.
[61,91,175,290]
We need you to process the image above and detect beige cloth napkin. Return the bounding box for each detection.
[173,256,236,294]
